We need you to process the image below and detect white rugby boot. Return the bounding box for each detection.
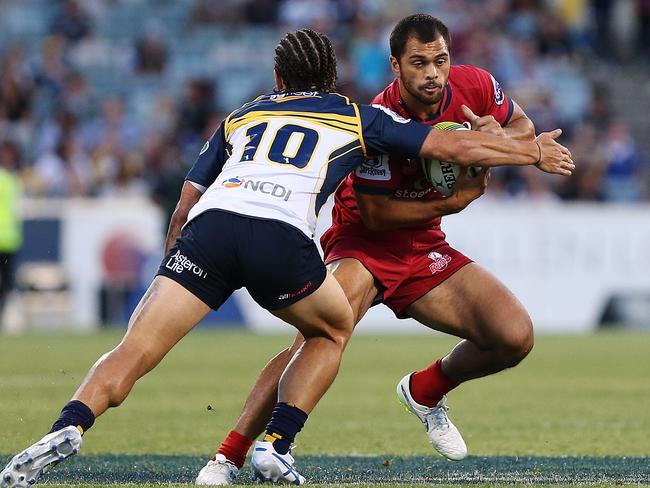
[250,440,305,485]
[196,454,239,485]
[396,373,467,460]
[1,426,82,488]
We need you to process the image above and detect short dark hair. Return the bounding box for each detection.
[389,14,451,60]
[274,29,337,92]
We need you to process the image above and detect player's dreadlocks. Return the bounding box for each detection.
[274,29,337,92]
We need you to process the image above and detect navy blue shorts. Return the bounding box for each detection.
[157,210,327,311]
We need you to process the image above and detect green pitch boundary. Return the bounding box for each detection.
[2,454,648,485]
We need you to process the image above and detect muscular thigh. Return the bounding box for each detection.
[405,263,529,348]
[122,275,211,356]
[272,271,353,339]
[327,258,378,325]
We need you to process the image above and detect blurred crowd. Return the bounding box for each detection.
[0,0,649,212]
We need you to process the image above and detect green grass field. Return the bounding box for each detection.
[1,330,649,486]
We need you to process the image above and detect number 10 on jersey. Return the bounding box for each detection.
[239,122,319,168]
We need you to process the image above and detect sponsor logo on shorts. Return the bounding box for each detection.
[278,281,313,300]
[428,251,451,275]
[221,177,292,201]
[165,250,208,279]
[356,155,391,181]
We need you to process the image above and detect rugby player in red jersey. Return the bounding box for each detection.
[193,15,569,484]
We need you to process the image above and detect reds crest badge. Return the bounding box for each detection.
[428,251,452,275]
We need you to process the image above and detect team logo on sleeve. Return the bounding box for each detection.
[355,155,391,181]
[490,75,505,105]
[199,140,210,155]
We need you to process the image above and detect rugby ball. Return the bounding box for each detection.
[421,121,469,197]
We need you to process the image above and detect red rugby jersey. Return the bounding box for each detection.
[331,65,513,232]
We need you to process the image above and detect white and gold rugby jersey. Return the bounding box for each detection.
[186,91,430,237]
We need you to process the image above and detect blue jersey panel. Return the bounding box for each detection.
[358,105,430,158]
[185,122,229,188]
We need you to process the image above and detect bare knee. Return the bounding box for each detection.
[305,310,354,352]
[497,312,534,367]
[331,308,355,349]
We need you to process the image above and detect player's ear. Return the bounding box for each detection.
[389,55,400,78]
[274,69,285,91]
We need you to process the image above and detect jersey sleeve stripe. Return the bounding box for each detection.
[502,97,515,126]
[327,142,362,164]
[225,111,359,138]
[351,103,367,158]
[226,115,359,140]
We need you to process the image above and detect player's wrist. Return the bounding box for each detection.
[534,139,542,165]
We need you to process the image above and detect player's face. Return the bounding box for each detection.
[391,35,450,107]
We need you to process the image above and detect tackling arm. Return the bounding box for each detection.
[419,128,573,175]
[359,105,572,175]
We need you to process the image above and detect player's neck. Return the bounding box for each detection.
[397,80,442,121]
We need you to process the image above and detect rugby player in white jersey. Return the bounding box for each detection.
[1,29,573,488]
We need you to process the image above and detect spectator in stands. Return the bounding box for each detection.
[592,0,615,58]
[81,97,142,155]
[32,35,70,103]
[133,21,169,76]
[32,135,90,197]
[600,120,648,202]
[349,17,391,99]
[176,79,216,148]
[0,44,34,126]
[0,139,23,324]
[557,123,607,201]
[98,152,147,198]
[49,0,93,44]
[59,72,96,123]
[637,0,650,60]
[189,0,242,25]
[244,0,281,24]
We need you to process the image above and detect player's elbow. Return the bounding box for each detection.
[170,203,191,227]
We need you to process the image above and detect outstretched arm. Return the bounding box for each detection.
[360,104,573,176]
[419,127,573,175]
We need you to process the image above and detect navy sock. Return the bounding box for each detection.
[264,403,308,455]
[50,400,95,434]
